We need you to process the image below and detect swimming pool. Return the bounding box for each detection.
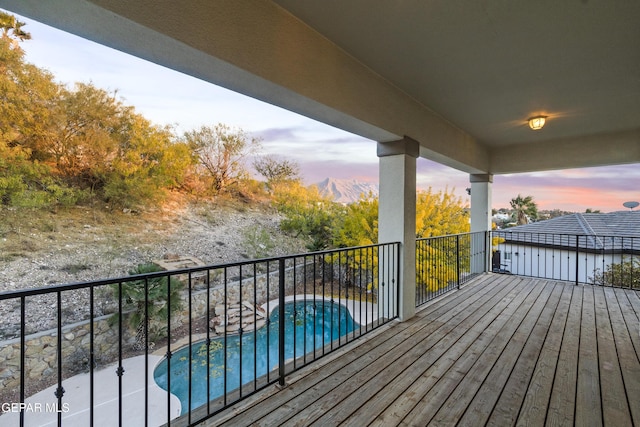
[153,299,358,414]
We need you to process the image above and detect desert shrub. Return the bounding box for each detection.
[274,181,341,251]
[242,224,276,259]
[591,257,640,289]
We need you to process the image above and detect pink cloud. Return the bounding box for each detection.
[493,164,639,212]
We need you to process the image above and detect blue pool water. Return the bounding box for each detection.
[154,300,358,414]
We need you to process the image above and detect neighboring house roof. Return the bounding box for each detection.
[495,212,640,252]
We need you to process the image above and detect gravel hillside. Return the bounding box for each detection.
[0,199,305,339]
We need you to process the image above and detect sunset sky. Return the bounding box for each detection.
[5,10,639,213]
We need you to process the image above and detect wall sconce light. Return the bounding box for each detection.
[528,115,547,130]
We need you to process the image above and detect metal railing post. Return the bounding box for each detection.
[396,242,401,317]
[55,291,65,426]
[278,257,286,387]
[575,237,580,286]
[19,296,25,427]
[456,235,461,289]
[486,230,491,273]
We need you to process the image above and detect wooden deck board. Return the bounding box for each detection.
[339,276,525,427]
[483,282,564,426]
[603,287,640,426]
[426,280,557,426]
[516,284,573,426]
[620,289,640,358]
[546,283,582,426]
[399,279,549,426]
[576,286,603,426]
[594,286,633,426]
[201,275,640,427]
[283,275,520,426]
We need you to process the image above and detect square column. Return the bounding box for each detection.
[469,174,493,233]
[469,174,493,273]
[378,137,419,321]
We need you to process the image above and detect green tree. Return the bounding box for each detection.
[46,84,127,182]
[0,29,76,207]
[0,33,60,156]
[1,29,196,208]
[416,188,470,238]
[274,181,341,251]
[253,155,300,189]
[332,193,378,248]
[105,115,178,203]
[510,194,538,225]
[1,17,197,209]
[415,188,470,292]
[185,124,260,194]
[329,193,379,293]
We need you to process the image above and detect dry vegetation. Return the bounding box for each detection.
[0,193,306,293]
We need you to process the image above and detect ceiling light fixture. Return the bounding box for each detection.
[528,115,547,130]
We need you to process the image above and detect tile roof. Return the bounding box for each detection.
[495,211,640,251]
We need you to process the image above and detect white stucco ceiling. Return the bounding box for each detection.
[274,0,640,147]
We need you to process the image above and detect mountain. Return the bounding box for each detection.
[315,178,379,204]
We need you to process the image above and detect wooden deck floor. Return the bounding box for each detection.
[204,274,640,426]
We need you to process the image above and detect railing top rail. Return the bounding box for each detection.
[492,230,640,255]
[0,241,400,300]
[494,231,640,239]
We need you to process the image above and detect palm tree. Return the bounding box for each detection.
[510,194,538,225]
[110,263,183,350]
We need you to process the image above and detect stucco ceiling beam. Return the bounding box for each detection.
[490,128,640,174]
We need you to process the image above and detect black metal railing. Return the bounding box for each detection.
[0,242,399,427]
[492,231,639,288]
[415,232,488,307]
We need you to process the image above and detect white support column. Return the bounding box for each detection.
[378,137,418,321]
[469,174,493,273]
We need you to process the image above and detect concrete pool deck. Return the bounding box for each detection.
[0,354,181,427]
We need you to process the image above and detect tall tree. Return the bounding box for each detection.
[0,22,60,156]
[253,155,300,189]
[50,83,129,180]
[414,189,470,292]
[0,20,64,206]
[510,194,538,225]
[415,188,470,238]
[332,192,378,247]
[185,124,260,193]
[0,20,195,208]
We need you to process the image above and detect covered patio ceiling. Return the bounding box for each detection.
[2,0,639,175]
